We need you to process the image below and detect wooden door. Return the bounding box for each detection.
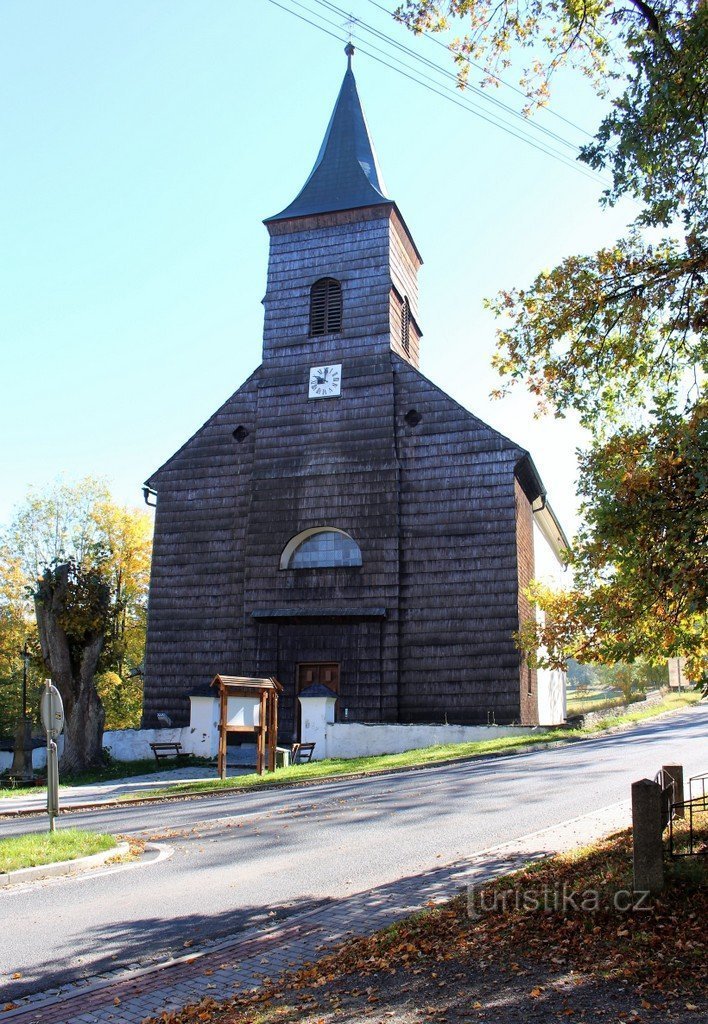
[296,663,340,739]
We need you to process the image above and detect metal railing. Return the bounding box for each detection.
[668,771,708,859]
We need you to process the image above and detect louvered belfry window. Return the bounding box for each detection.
[402,296,411,355]
[310,277,342,336]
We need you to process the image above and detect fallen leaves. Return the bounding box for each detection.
[138,827,705,1024]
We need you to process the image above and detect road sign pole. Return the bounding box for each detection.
[47,738,59,831]
[41,678,64,834]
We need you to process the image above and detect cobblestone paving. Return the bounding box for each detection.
[0,802,630,1024]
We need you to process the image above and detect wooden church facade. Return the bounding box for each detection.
[142,49,567,740]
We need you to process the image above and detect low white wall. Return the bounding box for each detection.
[321,722,534,760]
[103,727,186,762]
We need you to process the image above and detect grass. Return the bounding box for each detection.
[124,690,702,802]
[586,689,700,731]
[124,730,568,800]
[567,692,630,716]
[0,829,118,874]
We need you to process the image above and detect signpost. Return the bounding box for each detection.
[40,679,64,832]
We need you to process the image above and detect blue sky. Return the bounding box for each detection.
[1,1,633,535]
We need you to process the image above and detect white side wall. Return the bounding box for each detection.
[300,719,534,761]
[532,520,568,725]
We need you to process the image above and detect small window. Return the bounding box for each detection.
[280,528,362,569]
[310,278,342,336]
[401,296,410,355]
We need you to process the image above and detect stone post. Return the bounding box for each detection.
[662,763,684,819]
[632,778,664,894]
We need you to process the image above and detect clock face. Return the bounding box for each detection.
[308,364,342,399]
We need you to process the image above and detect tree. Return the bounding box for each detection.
[5,480,153,771]
[0,546,38,738]
[397,1,707,674]
[35,559,110,771]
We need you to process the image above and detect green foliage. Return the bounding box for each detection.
[2,479,152,736]
[399,1,707,670]
[0,547,41,736]
[96,670,143,730]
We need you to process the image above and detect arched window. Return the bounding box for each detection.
[401,296,410,355]
[310,278,342,336]
[280,528,362,569]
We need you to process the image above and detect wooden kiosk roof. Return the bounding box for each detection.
[210,675,283,694]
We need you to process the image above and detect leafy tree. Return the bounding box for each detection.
[5,480,152,770]
[397,1,707,674]
[35,559,111,771]
[97,671,143,731]
[0,546,39,738]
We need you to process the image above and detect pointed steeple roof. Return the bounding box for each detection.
[265,44,391,223]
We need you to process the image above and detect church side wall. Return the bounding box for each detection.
[393,358,525,724]
[142,378,258,727]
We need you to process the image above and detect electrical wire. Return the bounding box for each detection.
[313,0,583,154]
[264,0,608,185]
[365,0,596,140]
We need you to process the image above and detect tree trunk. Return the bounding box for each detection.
[34,563,107,773]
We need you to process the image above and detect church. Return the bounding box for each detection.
[142,46,568,745]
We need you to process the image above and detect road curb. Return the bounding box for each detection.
[0,841,131,887]
[0,701,700,819]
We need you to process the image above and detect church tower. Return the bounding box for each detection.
[239,46,421,733]
[262,44,422,370]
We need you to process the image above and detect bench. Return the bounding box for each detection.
[149,742,188,762]
[291,742,316,764]
[1,773,45,789]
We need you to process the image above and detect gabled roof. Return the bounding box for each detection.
[265,44,391,223]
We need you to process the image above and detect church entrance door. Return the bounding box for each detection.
[296,663,340,739]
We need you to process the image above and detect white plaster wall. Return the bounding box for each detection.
[102,727,187,762]
[537,668,567,726]
[299,696,337,757]
[322,722,534,760]
[188,697,220,758]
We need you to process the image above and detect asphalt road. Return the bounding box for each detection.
[1,706,705,1001]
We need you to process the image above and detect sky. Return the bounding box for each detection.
[0,1,634,537]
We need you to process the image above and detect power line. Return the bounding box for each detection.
[264,0,608,184]
[313,0,582,155]
[365,0,596,141]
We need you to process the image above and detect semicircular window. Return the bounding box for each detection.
[281,528,362,569]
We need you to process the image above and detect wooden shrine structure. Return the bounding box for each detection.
[211,675,283,777]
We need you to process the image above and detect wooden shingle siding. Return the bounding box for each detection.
[393,356,526,724]
[142,194,548,732]
[142,374,259,727]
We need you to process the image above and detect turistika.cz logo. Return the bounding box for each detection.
[466,883,653,920]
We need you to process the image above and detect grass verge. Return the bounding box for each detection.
[148,820,707,1024]
[128,691,701,802]
[586,689,701,731]
[0,829,117,874]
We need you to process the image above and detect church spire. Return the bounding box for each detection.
[265,45,391,222]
